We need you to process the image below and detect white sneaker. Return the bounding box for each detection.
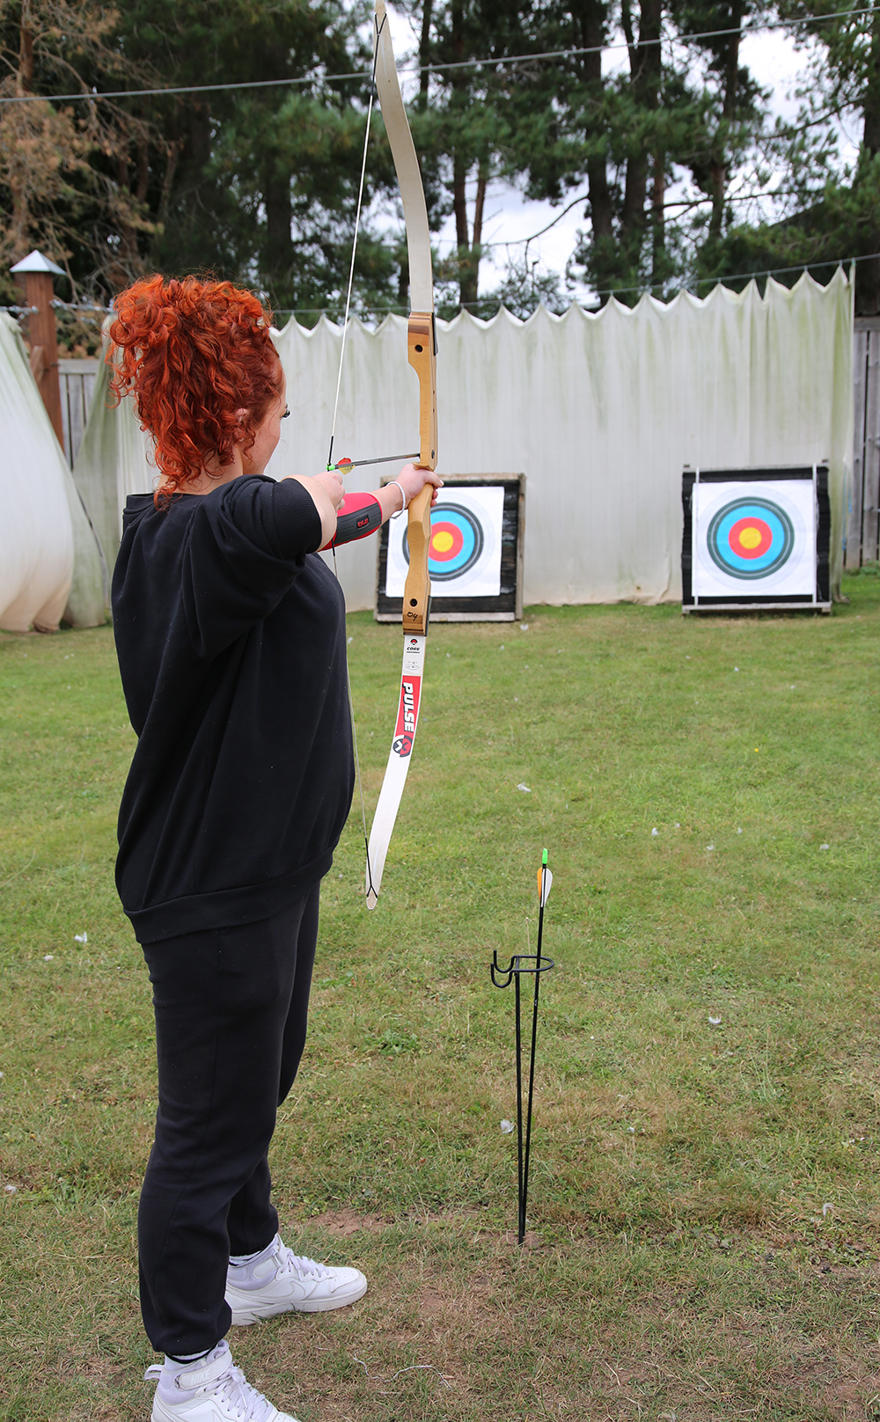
[226,1233,367,1324]
[144,1341,300,1422]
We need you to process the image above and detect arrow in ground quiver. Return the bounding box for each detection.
[365,0,438,909]
[490,851,555,1243]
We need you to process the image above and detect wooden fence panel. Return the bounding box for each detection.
[850,319,880,568]
[59,358,98,467]
[849,330,867,569]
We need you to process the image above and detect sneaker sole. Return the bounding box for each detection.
[152,1397,300,1422]
[227,1278,368,1325]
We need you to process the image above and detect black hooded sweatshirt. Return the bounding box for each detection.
[112,474,354,944]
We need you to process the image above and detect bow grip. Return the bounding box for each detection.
[402,484,432,634]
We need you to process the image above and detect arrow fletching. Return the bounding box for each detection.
[537,849,552,907]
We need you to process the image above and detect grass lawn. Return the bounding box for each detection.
[1,570,879,1421]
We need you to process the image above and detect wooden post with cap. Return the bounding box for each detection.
[10,249,66,452]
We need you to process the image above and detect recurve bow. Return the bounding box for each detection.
[365,0,438,908]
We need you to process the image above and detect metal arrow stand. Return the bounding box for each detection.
[491,850,554,1244]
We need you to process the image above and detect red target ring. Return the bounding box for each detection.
[430,520,465,563]
[728,516,773,560]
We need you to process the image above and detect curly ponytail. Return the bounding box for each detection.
[107,275,281,505]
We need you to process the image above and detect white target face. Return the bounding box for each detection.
[384,486,504,598]
[692,478,817,598]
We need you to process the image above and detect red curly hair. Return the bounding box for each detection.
[107,275,282,505]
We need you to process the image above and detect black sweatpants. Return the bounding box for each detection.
[138,885,320,1356]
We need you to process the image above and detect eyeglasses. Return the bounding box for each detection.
[281,406,290,419]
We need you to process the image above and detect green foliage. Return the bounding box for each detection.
[0,0,161,302]
[1,0,878,317]
[120,0,390,314]
[699,2,880,308]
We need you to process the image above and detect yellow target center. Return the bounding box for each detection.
[432,531,455,554]
[739,525,763,550]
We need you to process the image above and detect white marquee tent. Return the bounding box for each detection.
[0,313,105,632]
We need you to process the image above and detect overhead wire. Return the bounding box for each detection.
[0,4,873,106]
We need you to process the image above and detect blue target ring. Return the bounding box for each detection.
[706,497,795,580]
[403,502,485,581]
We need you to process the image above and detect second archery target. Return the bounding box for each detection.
[682,466,831,612]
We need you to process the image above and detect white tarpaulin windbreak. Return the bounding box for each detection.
[69,269,853,610]
[276,269,853,606]
[71,342,156,588]
[0,313,105,631]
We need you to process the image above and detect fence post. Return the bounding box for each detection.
[10,249,66,453]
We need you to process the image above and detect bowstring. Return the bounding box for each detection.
[326,10,382,472]
[328,10,384,877]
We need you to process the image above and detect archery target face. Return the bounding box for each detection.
[692,478,817,598]
[385,486,504,598]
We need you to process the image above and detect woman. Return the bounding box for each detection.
[108,274,442,1422]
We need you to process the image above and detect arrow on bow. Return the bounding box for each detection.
[364,0,438,908]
